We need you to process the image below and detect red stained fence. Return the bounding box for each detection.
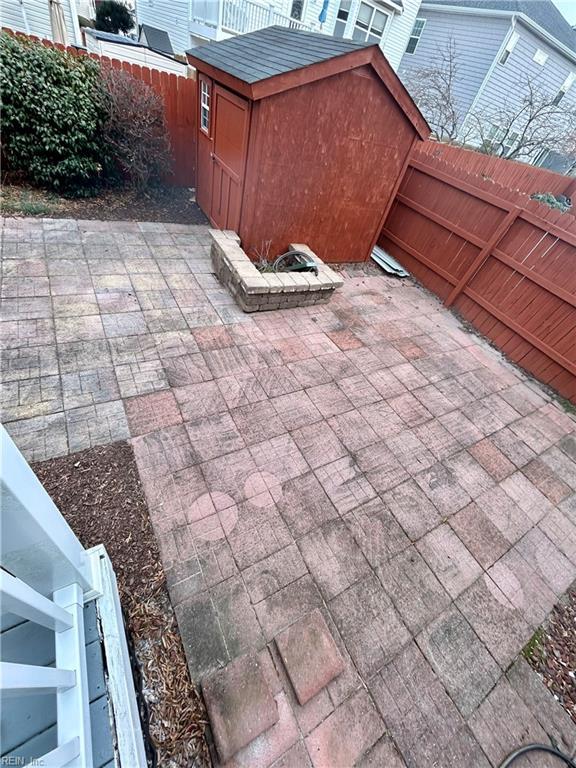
[415,142,575,199]
[3,31,197,187]
[379,151,576,403]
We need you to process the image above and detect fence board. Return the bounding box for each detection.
[379,150,576,403]
[415,142,574,198]
[3,30,196,188]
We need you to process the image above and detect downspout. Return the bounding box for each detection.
[459,15,517,140]
[20,0,31,34]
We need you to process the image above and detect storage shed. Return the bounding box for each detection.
[187,26,429,263]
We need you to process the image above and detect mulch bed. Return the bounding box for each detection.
[525,587,576,725]
[32,442,209,768]
[1,182,208,224]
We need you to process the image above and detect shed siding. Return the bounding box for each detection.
[399,9,510,122]
[239,65,416,263]
[472,21,576,130]
[2,0,78,43]
[135,0,190,54]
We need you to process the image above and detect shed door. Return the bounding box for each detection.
[209,86,250,232]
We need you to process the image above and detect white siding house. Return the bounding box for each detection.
[398,0,576,170]
[135,0,421,70]
[83,28,189,74]
[1,0,83,45]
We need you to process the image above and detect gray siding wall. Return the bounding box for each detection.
[135,0,190,54]
[398,10,510,125]
[472,21,576,124]
[1,0,78,44]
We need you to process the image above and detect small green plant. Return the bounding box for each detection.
[523,627,545,662]
[0,187,57,217]
[531,192,571,213]
[252,240,275,272]
[0,32,108,195]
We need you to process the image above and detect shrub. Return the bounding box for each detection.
[0,32,107,195]
[95,1,134,34]
[101,67,171,189]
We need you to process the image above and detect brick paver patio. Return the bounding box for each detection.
[2,216,576,767]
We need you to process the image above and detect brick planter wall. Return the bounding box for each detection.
[210,230,343,313]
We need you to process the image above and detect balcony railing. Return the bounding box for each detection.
[189,0,312,35]
[222,0,312,34]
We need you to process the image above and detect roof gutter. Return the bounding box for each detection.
[421,2,576,65]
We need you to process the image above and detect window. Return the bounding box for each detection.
[533,148,551,167]
[290,0,304,20]
[553,72,575,105]
[352,2,390,43]
[405,17,426,54]
[533,48,548,66]
[334,0,351,37]
[200,80,210,133]
[485,124,518,155]
[499,30,519,64]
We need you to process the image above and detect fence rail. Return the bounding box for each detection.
[3,30,197,188]
[379,151,576,403]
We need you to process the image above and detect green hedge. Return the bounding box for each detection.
[0,33,107,195]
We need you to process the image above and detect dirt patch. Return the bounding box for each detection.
[525,587,576,725]
[1,182,208,224]
[32,442,209,768]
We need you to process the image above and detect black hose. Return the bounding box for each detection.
[500,743,576,767]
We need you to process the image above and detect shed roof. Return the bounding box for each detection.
[187,26,429,139]
[139,23,175,55]
[187,26,371,84]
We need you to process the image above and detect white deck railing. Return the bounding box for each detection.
[221,0,312,34]
[190,0,312,35]
[0,426,146,767]
[1,426,94,767]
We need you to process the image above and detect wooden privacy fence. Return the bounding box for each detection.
[379,152,576,403]
[415,142,575,199]
[4,31,197,187]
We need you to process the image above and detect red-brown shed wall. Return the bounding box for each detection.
[239,65,417,263]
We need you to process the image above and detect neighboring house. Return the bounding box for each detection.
[398,0,576,171]
[135,0,422,70]
[327,0,422,69]
[83,26,188,72]
[2,0,83,45]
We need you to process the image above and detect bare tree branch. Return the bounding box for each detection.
[402,38,463,142]
[402,40,576,163]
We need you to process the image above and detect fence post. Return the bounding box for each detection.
[444,206,521,308]
[563,176,576,200]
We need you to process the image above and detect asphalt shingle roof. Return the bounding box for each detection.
[140,23,174,55]
[424,0,576,52]
[186,26,374,84]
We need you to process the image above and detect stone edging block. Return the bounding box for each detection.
[209,229,343,313]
